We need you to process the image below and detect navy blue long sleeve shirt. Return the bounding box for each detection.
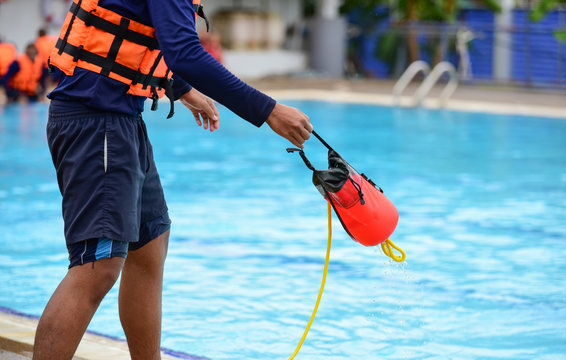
[48,0,276,127]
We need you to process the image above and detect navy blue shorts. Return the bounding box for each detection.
[47,100,171,264]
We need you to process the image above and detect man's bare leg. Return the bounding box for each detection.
[119,230,169,360]
[33,257,125,360]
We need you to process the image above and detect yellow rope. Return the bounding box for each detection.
[288,201,332,360]
[288,204,406,359]
[380,238,406,262]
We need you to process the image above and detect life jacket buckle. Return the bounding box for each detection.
[150,87,159,111]
[72,45,84,62]
[47,57,55,73]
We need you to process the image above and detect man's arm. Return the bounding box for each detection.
[148,0,274,127]
[147,0,312,148]
[171,73,193,101]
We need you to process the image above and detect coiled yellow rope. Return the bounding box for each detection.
[381,238,406,262]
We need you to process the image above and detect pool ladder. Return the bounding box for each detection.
[393,60,459,107]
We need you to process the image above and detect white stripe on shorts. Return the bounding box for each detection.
[104,132,108,173]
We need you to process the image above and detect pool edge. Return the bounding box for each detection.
[263,89,566,120]
[0,306,209,360]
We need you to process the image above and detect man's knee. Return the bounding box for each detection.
[70,257,124,304]
[126,230,169,271]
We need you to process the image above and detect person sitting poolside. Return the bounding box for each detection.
[0,43,47,103]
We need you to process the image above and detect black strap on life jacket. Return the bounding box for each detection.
[194,4,210,32]
[150,73,175,119]
[53,0,175,117]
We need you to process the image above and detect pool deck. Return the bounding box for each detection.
[0,308,205,360]
[250,77,565,119]
[0,77,564,360]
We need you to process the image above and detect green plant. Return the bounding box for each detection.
[340,0,500,76]
[530,0,566,21]
[528,0,566,43]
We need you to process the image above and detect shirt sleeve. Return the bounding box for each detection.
[147,0,276,127]
[171,73,193,101]
[0,61,20,87]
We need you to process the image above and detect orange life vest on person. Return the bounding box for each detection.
[35,35,58,68]
[0,42,17,77]
[10,54,44,96]
[48,0,209,117]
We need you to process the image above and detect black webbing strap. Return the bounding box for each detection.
[68,1,159,50]
[58,0,83,55]
[142,52,163,89]
[287,130,379,202]
[55,39,167,89]
[162,73,175,119]
[149,76,175,119]
[101,17,129,77]
[286,148,315,171]
[150,87,159,111]
[286,130,333,169]
[312,131,334,152]
[194,4,210,32]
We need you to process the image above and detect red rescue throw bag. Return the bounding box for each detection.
[288,132,398,247]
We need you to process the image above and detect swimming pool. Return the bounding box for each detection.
[0,100,565,359]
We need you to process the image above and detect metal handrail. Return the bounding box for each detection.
[414,61,459,107]
[392,60,430,106]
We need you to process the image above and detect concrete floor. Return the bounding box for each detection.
[250,77,565,109]
[0,349,30,360]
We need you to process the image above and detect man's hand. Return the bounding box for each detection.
[180,88,220,132]
[266,103,312,148]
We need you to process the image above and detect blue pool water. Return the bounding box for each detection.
[0,101,565,360]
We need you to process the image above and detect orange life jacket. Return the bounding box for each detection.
[10,54,44,96]
[35,35,58,68]
[49,0,208,118]
[0,42,17,77]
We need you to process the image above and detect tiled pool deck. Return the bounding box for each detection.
[1,78,564,359]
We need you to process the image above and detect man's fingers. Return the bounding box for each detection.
[299,127,311,141]
[289,132,306,149]
[209,99,219,120]
[181,89,220,132]
[200,98,218,121]
[209,117,219,132]
[192,110,202,126]
[304,119,313,133]
[265,103,313,148]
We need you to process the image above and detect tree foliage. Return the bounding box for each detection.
[340,0,500,22]
[530,0,566,22]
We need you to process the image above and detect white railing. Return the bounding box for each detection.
[392,60,430,106]
[414,61,458,107]
[393,61,459,107]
